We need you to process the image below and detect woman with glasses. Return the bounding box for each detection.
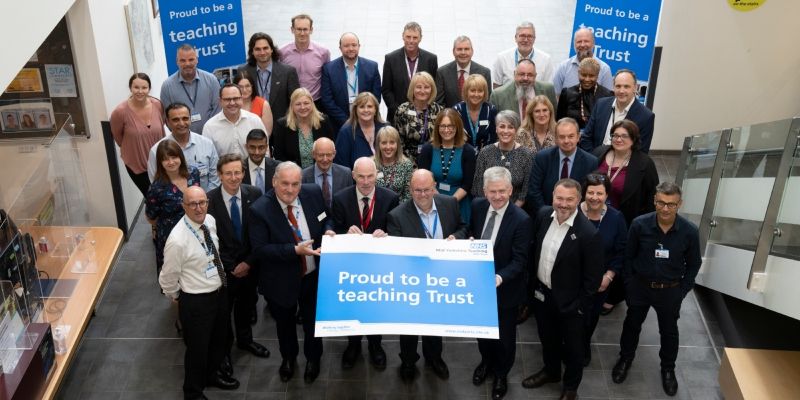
[395,72,444,162]
[580,173,627,366]
[417,108,476,223]
[594,119,659,314]
[234,71,274,134]
[517,95,557,155]
[146,140,201,275]
[271,88,335,168]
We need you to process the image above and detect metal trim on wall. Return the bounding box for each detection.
[675,136,693,187]
[697,129,732,252]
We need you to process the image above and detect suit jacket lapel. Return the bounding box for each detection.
[494,205,514,246]
[213,189,235,239]
[553,224,578,268]
[404,201,427,238]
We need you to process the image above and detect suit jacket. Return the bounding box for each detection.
[237,61,300,121]
[250,184,331,308]
[320,56,382,130]
[242,157,279,193]
[331,185,400,234]
[453,101,499,151]
[301,163,354,206]
[435,61,492,108]
[386,194,468,239]
[593,146,659,226]
[206,184,263,271]
[270,116,336,166]
[580,97,656,153]
[489,80,557,113]
[529,207,604,314]
[381,47,438,123]
[469,198,531,308]
[526,146,598,213]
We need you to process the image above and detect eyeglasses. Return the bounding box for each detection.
[655,201,679,210]
[221,171,243,178]
[221,97,241,103]
[412,188,434,195]
[439,124,456,131]
[612,133,631,140]
[185,200,209,209]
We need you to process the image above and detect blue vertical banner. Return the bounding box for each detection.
[571,0,662,84]
[158,0,246,75]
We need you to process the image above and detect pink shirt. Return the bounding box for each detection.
[598,160,627,209]
[279,41,330,100]
[110,98,165,174]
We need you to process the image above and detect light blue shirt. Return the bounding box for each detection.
[559,149,577,178]
[256,64,273,99]
[314,164,334,192]
[147,131,220,191]
[159,69,221,133]
[552,55,613,96]
[414,200,443,239]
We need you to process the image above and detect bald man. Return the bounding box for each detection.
[301,137,353,208]
[552,28,613,96]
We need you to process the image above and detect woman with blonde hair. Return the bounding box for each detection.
[334,92,387,168]
[394,71,444,162]
[373,126,413,201]
[271,87,335,167]
[453,74,498,152]
[517,95,556,154]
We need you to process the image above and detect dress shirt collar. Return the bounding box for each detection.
[550,208,578,227]
[221,186,242,204]
[178,72,198,84]
[249,157,266,171]
[457,62,472,75]
[343,58,359,69]
[314,164,332,179]
[612,98,635,114]
[277,196,301,212]
[287,41,318,53]
[559,148,577,164]
[414,197,438,217]
[356,187,375,202]
[183,215,206,232]
[257,63,273,73]
[646,212,681,233]
[490,200,510,218]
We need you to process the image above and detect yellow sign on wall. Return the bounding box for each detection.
[5,68,43,93]
[728,0,766,12]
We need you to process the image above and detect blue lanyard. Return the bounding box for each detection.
[419,211,439,239]
[180,80,199,107]
[466,106,483,146]
[345,62,359,93]
[286,203,304,240]
[514,49,534,66]
[184,217,212,256]
[257,69,271,98]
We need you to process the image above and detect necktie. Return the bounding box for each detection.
[481,211,497,240]
[321,172,331,206]
[255,167,264,192]
[457,70,465,97]
[561,157,570,179]
[230,196,242,242]
[361,196,371,231]
[199,224,227,287]
[286,205,308,275]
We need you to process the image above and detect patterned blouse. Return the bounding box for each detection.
[376,158,414,202]
[471,144,534,204]
[516,128,555,156]
[394,101,444,162]
[298,130,315,168]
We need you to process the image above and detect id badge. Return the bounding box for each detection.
[417,145,423,154]
[194,162,209,177]
[534,289,545,302]
[406,110,417,116]
[205,263,217,279]
[479,120,489,126]
[655,249,670,259]
[438,182,451,191]
[348,95,356,104]
[191,113,202,123]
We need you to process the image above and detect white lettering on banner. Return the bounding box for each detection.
[168,22,239,42]
[337,288,421,306]
[427,290,475,305]
[338,271,395,285]
[579,23,649,48]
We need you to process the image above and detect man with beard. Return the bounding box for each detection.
[237,33,300,122]
[552,28,614,96]
[489,59,556,117]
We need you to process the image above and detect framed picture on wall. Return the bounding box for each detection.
[125,0,155,73]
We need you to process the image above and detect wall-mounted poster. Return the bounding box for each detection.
[44,64,77,98]
[0,100,56,136]
[125,0,155,73]
[5,68,44,93]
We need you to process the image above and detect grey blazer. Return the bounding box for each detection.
[237,61,300,121]
[301,163,353,206]
[435,61,492,108]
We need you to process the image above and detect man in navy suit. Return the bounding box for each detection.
[382,22,438,125]
[320,32,382,132]
[521,178,604,400]
[250,161,331,384]
[526,118,598,214]
[469,167,531,400]
[301,138,353,209]
[580,69,655,153]
[326,157,400,370]
[435,36,492,107]
[207,154,270,366]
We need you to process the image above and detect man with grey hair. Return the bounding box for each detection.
[435,36,492,107]
[552,28,613,96]
[382,22,438,124]
[489,59,557,116]
[468,166,531,399]
[301,137,353,208]
[160,44,221,133]
[492,21,554,88]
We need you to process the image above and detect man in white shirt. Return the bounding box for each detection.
[203,84,267,159]
[492,21,555,88]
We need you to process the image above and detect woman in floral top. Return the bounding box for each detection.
[394,71,444,163]
[373,126,413,202]
[517,95,556,155]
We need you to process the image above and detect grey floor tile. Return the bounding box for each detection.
[244,393,286,400]
[125,364,184,392]
[247,364,289,392]
[77,391,122,400]
[80,361,132,393]
[324,380,367,400]
[120,392,183,400]
[134,339,185,366]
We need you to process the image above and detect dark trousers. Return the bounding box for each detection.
[179,288,229,400]
[267,272,322,362]
[477,305,517,377]
[585,290,610,357]
[399,335,443,365]
[532,284,585,391]
[348,334,382,348]
[604,277,626,305]
[125,165,151,197]
[619,278,683,369]
[226,271,258,346]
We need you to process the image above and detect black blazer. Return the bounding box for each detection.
[237,61,300,122]
[435,61,492,107]
[555,84,614,130]
[529,207,604,314]
[469,198,531,308]
[270,116,336,166]
[526,146,598,213]
[206,184,263,271]
[242,157,279,193]
[386,194,467,239]
[249,184,331,308]
[580,96,656,153]
[331,186,400,234]
[381,47,438,123]
[593,146,659,226]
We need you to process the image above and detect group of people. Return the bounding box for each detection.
[106,14,698,400]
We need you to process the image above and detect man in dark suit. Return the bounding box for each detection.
[207,154,270,367]
[250,161,331,384]
[301,138,353,208]
[435,36,492,107]
[382,22,438,125]
[521,178,604,400]
[242,129,278,194]
[526,118,598,214]
[469,167,531,400]
[580,69,655,153]
[320,32,382,132]
[489,59,557,116]
[237,33,300,122]
[387,169,468,383]
[326,157,400,370]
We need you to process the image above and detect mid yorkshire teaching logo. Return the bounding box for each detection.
[469,242,489,254]
[728,0,766,12]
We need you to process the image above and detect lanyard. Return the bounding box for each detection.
[419,211,439,239]
[257,69,271,98]
[466,106,484,146]
[514,49,534,66]
[286,203,304,240]
[180,80,198,107]
[183,217,212,256]
[346,62,359,93]
[418,108,430,142]
[360,194,376,231]
[405,56,418,80]
[607,152,630,184]
[579,85,598,122]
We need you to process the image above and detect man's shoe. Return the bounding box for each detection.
[304,360,321,383]
[367,343,387,370]
[472,361,489,385]
[560,389,578,400]
[611,358,632,384]
[237,341,270,358]
[219,354,233,377]
[491,375,508,399]
[341,343,361,369]
[399,362,416,383]
[425,357,450,380]
[661,369,678,396]
[279,358,295,382]
[521,369,560,388]
[207,371,240,390]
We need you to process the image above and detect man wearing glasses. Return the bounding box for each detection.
[610,182,701,397]
[203,83,267,159]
